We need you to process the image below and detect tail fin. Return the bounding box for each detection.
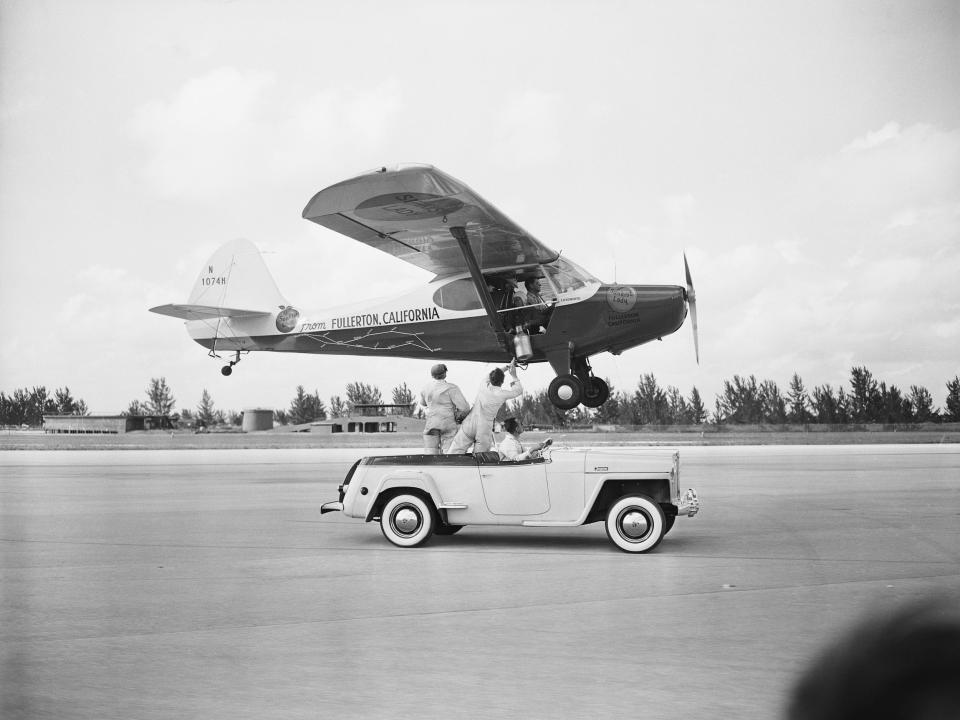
[150,239,287,320]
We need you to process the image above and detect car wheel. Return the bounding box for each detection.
[580,377,610,408]
[604,495,666,553]
[434,524,463,536]
[380,494,435,548]
[548,374,583,410]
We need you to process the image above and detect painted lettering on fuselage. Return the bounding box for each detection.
[299,306,441,334]
[607,312,641,327]
[381,307,440,324]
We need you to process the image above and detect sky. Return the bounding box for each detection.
[1,0,958,416]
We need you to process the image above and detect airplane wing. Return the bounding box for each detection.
[301,164,561,277]
[149,304,272,321]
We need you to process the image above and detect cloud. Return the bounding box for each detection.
[740,122,960,392]
[131,68,403,198]
[841,121,902,153]
[132,67,275,197]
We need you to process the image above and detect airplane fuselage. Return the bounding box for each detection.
[188,275,687,374]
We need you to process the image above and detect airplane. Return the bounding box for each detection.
[150,164,698,410]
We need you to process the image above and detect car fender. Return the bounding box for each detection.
[364,470,443,521]
[583,474,672,524]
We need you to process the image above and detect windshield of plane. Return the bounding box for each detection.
[544,257,599,294]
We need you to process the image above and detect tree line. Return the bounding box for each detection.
[4,367,959,429]
[0,387,88,427]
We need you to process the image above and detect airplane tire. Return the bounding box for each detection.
[221,366,232,376]
[581,377,610,408]
[380,494,435,548]
[548,374,583,410]
[605,495,666,553]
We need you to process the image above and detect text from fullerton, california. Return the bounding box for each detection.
[299,307,441,333]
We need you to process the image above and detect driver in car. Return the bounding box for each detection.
[497,417,552,461]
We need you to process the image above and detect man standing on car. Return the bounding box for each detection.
[448,360,523,454]
[419,364,471,454]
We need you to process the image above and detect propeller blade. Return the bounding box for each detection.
[683,252,700,364]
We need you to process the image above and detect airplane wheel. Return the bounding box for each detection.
[221,366,233,376]
[380,494,435,548]
[605,495,666,553]
[581,377,610,408]
[548,374,583,410]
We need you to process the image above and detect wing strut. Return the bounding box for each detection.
[449,226,512,354]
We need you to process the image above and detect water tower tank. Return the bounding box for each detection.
[242,408,274,432]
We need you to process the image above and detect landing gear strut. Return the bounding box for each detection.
[221,351,242,376]
[572,357,609,408]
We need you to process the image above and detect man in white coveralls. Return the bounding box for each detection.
[419,364,471,454]
[447,360,523,453]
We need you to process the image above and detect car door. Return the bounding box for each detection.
[479,458,550,517]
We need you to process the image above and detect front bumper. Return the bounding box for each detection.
[320,501,343,515]
[676,488,700,518]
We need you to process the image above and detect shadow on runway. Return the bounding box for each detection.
[357,528,705,554]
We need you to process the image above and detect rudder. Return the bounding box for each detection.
[187,238,287,311]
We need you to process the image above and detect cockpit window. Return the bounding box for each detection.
[544,258,599,294]
[432,278,482,311]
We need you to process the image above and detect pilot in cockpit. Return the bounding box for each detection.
[514,276,548,334]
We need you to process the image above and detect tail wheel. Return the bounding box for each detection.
[604,495,666,553]
[380,494,436,548]
[580,377,610,408]
[548,374,583,410]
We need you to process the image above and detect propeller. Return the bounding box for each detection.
[683,252,700,364]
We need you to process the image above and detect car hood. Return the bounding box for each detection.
[582,448,678,474]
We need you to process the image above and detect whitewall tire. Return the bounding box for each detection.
[380,494,435,548]
[604,495,666,553]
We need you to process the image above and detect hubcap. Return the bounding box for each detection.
[557,384,574,401]
[392,505,422,536]
[619,509,650,540]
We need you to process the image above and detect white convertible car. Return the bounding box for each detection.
[321,447,700,553]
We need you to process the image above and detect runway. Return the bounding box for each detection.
[2,445,958,720]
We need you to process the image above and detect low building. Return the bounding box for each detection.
[42,414,173,434]
[305,413,422,434]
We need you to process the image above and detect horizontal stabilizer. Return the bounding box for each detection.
[149,304,272,321]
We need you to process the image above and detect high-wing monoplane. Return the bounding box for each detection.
[150,164,698,409]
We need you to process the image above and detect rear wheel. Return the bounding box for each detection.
[548,374,583,410]
[380,494,435,548]
[605,495,666,553]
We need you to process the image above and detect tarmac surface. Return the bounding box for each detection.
[2,444,958,720]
